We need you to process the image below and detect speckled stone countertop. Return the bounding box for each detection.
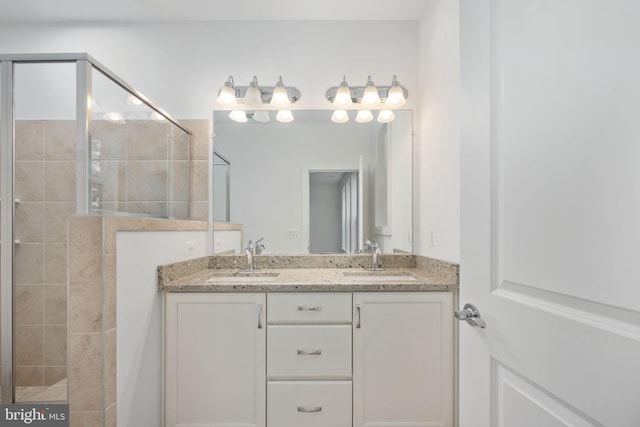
[158,254,458,293]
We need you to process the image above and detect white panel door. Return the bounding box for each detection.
[459,1,640,426]
[164,293,266,427]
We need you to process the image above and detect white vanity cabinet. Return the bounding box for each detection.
[164,293,266,427]
[164,291,454,427]
[353,292,455,427]
[266,293,353,427]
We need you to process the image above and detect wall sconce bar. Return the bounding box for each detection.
[325,85,408,105]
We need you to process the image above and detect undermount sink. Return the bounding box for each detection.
[207,272,280,283]
[342,272,417,282]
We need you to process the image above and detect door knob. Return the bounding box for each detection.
[455,303,486,329]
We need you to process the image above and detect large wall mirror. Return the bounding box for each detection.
[213,109,413,255]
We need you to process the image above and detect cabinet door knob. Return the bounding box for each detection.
[297,406,322,413]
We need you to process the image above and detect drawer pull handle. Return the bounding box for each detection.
[297,305,322,311]
[356,304,362,328]
[297,349,322,356]
[297,406,322,413]
[257,304,263,329]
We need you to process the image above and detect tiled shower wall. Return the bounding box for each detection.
[14,120,75,387]
[13,118,209,388]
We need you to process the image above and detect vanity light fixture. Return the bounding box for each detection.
[150,111,167,122]
[356,110,374,123]
[331,110,350,124]
[361,76,381,108]
[103,112,125,124]
[270,76,291,108]
[229,110,248,123]
[217,75,300,123]
[126,94,143,106]
[377,109,395,123]
[276,110,294,123]
[325,75,408,123]
[216,75,237,108]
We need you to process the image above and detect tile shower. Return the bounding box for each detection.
[0,55,203,410]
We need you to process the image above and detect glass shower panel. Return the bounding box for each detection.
[213,152,230,222]
[13,62,75,402]
[90,69,190,218]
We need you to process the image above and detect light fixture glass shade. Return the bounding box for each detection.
[244,76,263,109]
[104,112,125,124]
[127,94,143,106]
[386,75,406,107]
[276,110,294,123]
[361,75,381,107]
[331,110,349,123]
[271,76,291,108]
[333,76,353,107]
[377,109,395,123]
[229,110,248,123]
[356,110,373,123]
[217,76,237,108]
[252,110,271,123]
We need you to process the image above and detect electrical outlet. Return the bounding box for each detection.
[185,241,196,257]
[287,228,300,238]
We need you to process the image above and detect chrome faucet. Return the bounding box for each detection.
[364,239,384,271]
[243,238,265,271]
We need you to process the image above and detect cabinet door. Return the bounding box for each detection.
[165,293,266,427]
[353,292,454,427]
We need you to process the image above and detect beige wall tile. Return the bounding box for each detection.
[45,284,68,325]
[45,202,75,243]
[44,325,67,366]
[15,325,44,365]
[104,329,116,406]
[105,403,116,427]
[15,243,44,283]
[69,333,103,412]
[95,161,126,202]
[169,202,189,219]
[126,121,169,160]
[93,120,126,160]
[45,161,76,202]
[169,160,190,202]
[69,216,103,256]
[69,256,103,333]
[15,161,45,202]
[126,160,168,201]
[169,127,190,161]
[104,254,116,330]
[15,284,44,325]
[15,202,45,243]
[44,366,67,386]
[69,411,103,427]
[15,121,44,161]
[45,243,67,283]
[15,366,44,387]
[45,120,76,160]
[126,201,167,217]
[191,160,209,202]
[190,201,208,221]
[181,118,210,161]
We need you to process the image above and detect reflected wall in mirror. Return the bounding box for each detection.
[213,110,412,254]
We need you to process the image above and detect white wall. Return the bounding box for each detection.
[0,21,418,119]
[116,230,207,427]
[415,0,461,262]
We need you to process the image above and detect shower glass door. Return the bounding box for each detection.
[12,62,75,402]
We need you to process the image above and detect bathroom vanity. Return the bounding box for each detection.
[159,254,457,427]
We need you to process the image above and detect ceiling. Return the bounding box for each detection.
[0,0,428,23]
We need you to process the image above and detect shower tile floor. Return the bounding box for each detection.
[0,378,67,402]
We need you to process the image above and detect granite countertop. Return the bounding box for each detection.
[158,254,458,293]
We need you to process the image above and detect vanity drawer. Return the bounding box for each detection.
[267,325,352,379]
[267,381,352,427]
[267,293,351,324]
